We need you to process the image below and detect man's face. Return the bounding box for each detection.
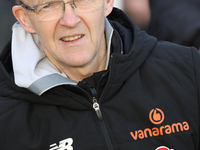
[23,0,112,70]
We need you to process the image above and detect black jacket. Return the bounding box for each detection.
[0,8,200,150]
[148,0,200,49]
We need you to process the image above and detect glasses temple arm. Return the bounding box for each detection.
[18,1,35,12]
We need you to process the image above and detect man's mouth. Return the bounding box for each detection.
[61,35,83,42]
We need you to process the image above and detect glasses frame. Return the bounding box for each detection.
[18,0,77,15]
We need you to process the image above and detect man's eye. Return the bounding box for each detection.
[43,4,51,9]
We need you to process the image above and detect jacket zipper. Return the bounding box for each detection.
[92,96,114,150]
[93,97,103,120]
[80,84,114,150]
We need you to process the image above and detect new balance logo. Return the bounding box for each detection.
[49,138,73,150]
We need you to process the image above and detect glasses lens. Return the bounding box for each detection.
[35,0,102,21]
[74,0,103,12]
[36,1,63,21]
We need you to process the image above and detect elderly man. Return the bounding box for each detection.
[0,0,200,149]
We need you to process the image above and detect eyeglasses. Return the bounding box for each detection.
[18,0,102,22]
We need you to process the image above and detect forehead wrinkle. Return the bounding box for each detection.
[34,0,58,4]
[31,0,45,5]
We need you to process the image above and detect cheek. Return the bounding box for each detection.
[32,20,57,42]
[86,10,105,42]
[94,18,105,46]
[35,24,58,50]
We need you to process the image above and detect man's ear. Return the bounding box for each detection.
[12,5,35,33]
[105,0,114,17]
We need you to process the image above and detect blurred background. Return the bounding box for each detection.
[114,0,124,10]
[0,1,16,51]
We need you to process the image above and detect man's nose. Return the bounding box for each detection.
[59,2,80,28]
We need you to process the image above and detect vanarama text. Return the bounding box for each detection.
[130,121,189,140]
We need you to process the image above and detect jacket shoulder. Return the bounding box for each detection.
[149,41,198,61]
